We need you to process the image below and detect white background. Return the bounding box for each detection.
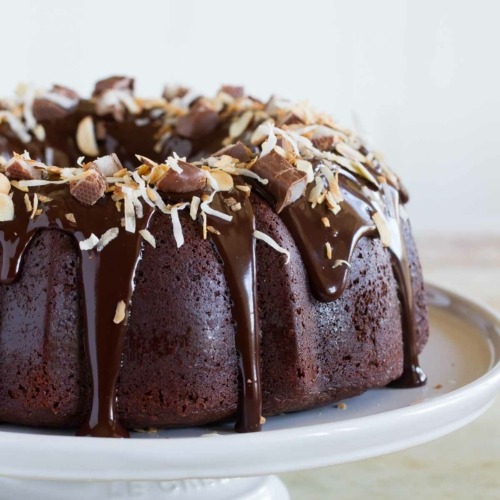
[0,0,498,234]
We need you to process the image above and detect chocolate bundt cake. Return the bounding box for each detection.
[0,77,428,438]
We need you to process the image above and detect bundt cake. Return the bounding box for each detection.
[0,77,428,438]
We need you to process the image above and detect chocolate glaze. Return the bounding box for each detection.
[208,188,262,432]
[0,187,153,437]
[280,172,377,302]
[0,91,426,437]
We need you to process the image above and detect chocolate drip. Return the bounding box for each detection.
[207,189,262,432]
[0,187,154,437]
[280,172,377,302]
[381,185,426,388]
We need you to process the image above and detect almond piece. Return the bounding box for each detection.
[0,193,14,221]
[229,110,253,138]
[76,116,99,156]
[0,172,11,194]
[210,170,234,192]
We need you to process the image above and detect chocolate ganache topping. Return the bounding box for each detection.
[0,76,426,438]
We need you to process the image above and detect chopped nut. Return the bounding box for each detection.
[65,213,76,224]
[260,416,266,425]
[372,212,391,247]
[235,184,251,196]
[434,384,443,390]
[113,300,126,324]
[24,193,32,213]
[223,197,238,207]
[76,116,99,156]
[321,217,330,228]
[230,202,242,212]
[37,195,53,203]
[325,242,332,260]
[206,226,221,235]
[337,403,347,410]
[34,208,43,217]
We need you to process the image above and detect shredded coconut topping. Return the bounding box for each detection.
[253,230,290,264]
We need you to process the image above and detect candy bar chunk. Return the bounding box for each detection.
[92,154,124,177]
[5,156,42,180]
[311,135,334,151]
[157,160,206,194]
[93,76,134,97]
[219,85,244,98]
[33,85,80,121]
[176,109,218,139]
[279,112,305,126]
[70,165,107,205]
[212,142,251,163]
[252,149,307,213]
[163,85,189,101]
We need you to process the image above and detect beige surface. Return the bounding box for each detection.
[281,234,500,500]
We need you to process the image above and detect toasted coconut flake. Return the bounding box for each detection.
[325,242,332,260]
[131,170,156,208]
[229,110,253,138]
[200,191,233,222]
[253,230,290,264]
[65,213,76,224]
[296,159,314,183]
[10,180,29,193]
[336,142,367,163]
[24,193,32,212]
[77,156,85,167]
[122,189,136,233]
[308,176,324,205]
[190,195,200,220]
[113,301,126,324]
[372,212,391,247]
[76,116,99,156]
[321,217,330,228]
[233,167,269,185]
[260,123,277,158]
[201,211,207,239]
[139,229,156,248]
[207,226,221,235]
[0,111,31,143]
[97,227,119,252]
[170,202,189,248]
[332,259,351,269]
[165,152,184,173]
[79,233,99,251]
[399,204,410,221]
[0,193,15,221]
[30,193,38,219]
[33,124,46,142]
[135,154,157,168]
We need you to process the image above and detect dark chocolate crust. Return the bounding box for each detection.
[0,197,428,429]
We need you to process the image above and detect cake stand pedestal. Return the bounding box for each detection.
[0,283,499,500]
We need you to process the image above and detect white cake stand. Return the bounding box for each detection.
[0,283,499,500]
